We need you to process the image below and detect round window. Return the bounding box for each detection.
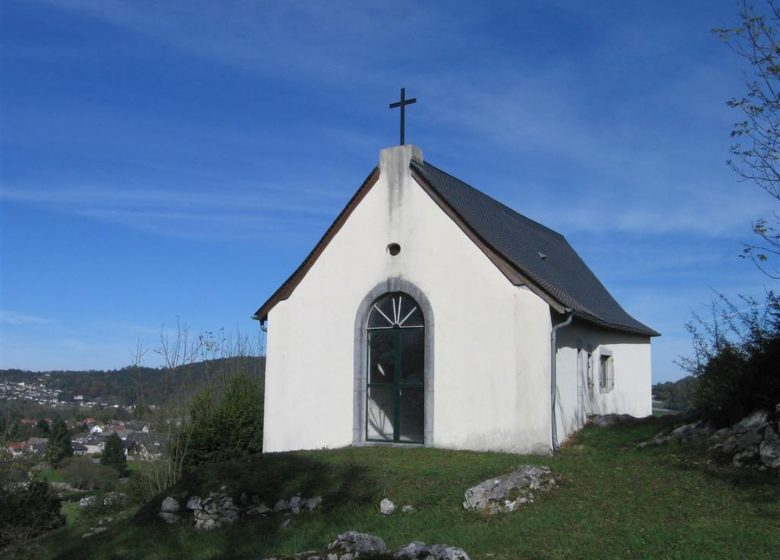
[387,243,401,256]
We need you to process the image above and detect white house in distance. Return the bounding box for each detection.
[254,145,659,455]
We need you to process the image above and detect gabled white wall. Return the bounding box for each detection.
[263,145,554,454]
[554,321,652,443]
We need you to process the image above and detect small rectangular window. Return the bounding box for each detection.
[599,352,614,393]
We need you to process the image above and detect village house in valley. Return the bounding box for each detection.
[255,144,658,454]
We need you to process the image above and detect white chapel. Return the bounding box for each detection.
[254,144,658,455]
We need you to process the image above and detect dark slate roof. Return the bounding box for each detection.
[412,160,659,337]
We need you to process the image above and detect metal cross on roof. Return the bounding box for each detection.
[389,88,417,146]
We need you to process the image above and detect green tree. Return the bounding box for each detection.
[717,0,780,277]
[35,418,50,436]
[185,372,264,467]
[100,432,128,476]
[45,416,72,467]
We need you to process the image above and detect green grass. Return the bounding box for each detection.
[37,468,65,484]
[24,421,780,560]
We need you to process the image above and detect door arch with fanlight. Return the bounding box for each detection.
[365,292,425,443]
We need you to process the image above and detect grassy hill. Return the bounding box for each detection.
[26,420,780,560]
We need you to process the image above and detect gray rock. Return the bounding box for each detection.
[759,425,780,470]
[428,544,470,560]
[103,491,126,507]
[158,512,179,524]
[247,503,272,516]
[733,447,759,467]
[190,491,240,530]
[204,501,219,514]
[274,499,289,512]
[394,541,430,559]
[733,410,768,432]
[194,514,219,531]
[82,526,108,539]
[327,531,387,556]
[280,518,292,529]
[270,534,470,560]
[463,465,555,514]
[401,504,414,513]
[79,495,96,507]
[639,420,714,447]
[394,541,470,560]
[703,409,780,473]
[306,496,323,511]
[289,495,303,514]
[379,498,396,515]
[185,495,202,510]
[161,496,180,513]
[709,434,740,458]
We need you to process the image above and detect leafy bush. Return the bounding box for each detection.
[0,481,64,548]
[184,372,263,467]
[681,291,780,427]
[59,456,118,491]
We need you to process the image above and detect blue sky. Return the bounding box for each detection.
[1,0,777,381]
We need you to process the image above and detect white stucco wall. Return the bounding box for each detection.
[263,145,553,454]
[554,321,652,444]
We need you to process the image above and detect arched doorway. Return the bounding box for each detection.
[365,292,425,443]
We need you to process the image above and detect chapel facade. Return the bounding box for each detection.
[254,145,658,454]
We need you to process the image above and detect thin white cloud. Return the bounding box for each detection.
[541,186,769,237]
[0,181,342,241]
[0,311,56,326]
[39,0,451,83]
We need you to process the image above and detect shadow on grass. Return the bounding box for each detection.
[656,440,780,523]
[47,452,375,560]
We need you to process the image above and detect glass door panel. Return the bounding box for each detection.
[399,329,424,384]
[398,387,424,443]
[368,331,395,384]
[366,385,395,441]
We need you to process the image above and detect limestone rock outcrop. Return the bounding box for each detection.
[327,531,387,557]
[463,465,556,514]
[708,409,780,472]
[638,406,780,474]
[393,541,470,559]
[156,489,323,529]
[263,532,470,560]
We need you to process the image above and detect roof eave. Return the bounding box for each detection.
[572,310,661,337]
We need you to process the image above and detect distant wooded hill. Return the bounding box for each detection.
[652,375,697,412]
[0,356,265,407]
